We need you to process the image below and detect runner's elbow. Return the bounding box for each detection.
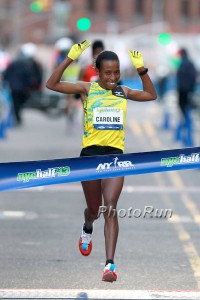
[150,90,157,101]
[46,80,55,91]
[152,93,157,101]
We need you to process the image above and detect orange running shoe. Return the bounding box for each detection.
[102,263,117,282]
[79,225,92,256]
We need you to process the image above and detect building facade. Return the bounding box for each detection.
[68,0,200,34]
[0,0,200,46]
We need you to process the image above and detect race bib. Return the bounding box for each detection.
[93,107,123,130]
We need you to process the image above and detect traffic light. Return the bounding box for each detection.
[30,0,52,12]
[40,0,52,10]
[30,1,43,12]
[76,18,91,31]
[158,32,172,46]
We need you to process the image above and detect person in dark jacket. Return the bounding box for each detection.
[3,44,43,125]
[177,48,197,118]
[175,48,197,146]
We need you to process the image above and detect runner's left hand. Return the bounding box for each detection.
[129,50,144,69]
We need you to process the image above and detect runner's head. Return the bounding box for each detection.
[95,51,120,90]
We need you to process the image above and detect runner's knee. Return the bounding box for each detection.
[86,207,100,220]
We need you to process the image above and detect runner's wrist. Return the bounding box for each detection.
[137,67,148,76]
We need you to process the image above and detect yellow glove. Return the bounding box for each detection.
[67,40,91,60]
[129,50,144,69]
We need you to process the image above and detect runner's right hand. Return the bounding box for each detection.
[67,40,91,60]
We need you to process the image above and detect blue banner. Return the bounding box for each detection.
[0,147,200,191]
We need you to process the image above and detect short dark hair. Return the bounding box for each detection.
[180,48,188,57]
[95,50,119,70]
[92,40,104,54]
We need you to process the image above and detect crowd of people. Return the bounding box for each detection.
[1,38,199,133]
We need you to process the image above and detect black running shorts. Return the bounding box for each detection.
[80,145,123,157]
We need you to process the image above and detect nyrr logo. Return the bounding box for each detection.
[96,157,134,172]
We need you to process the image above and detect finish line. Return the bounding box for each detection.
[0,147,199,191]
[0,289,200,299]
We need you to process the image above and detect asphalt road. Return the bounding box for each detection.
[0,98,200,299]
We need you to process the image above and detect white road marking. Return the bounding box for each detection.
[24,184,200,193]
[0,289,200,299]
[2,210,25,217]
[0,210,38,219]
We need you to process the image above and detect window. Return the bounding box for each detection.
[135,0,143,15]
[181,0,189,19]
[134,0,144,23]
[107,0,115,14]
[88,0,95,12]
[199,0,200,19]
[152,0,164,22]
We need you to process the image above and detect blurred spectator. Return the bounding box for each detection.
[54,37,74,67]
[0,47,11,74]
[53,37,81,127]
[78,40,105,82]
[156,65,170,101]
[176,48,197,118]
[3,43,43,125]
[175,48,197,146]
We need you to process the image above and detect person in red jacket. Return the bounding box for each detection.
[78,40,104,82]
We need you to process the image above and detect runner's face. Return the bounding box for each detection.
[97,60,120,90]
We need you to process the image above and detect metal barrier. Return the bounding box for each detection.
[0,84,14,139]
